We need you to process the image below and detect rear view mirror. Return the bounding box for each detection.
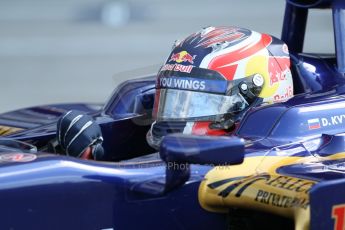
[160,134,245,192]
[160,134,245,165]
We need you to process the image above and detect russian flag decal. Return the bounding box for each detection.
[308,118,321,130]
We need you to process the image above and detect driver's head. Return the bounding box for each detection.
[147,26,293,149]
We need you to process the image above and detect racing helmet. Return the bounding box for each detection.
[147,26,293,149]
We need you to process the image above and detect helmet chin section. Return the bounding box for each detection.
[146,121,187,149]
[146,126,161,150]
[189,121,229,136]
[146,120,231,149]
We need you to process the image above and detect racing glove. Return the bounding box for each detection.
[57,110,104,160]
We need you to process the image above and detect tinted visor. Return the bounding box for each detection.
[153,66,252,122]
[156,66,228,94]
[154,88,248,122]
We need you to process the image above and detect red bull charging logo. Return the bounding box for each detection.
[169,51,196,64]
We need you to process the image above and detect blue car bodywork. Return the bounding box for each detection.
[1,0,345,229]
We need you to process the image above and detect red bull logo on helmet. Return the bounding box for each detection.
[169,51,196,64]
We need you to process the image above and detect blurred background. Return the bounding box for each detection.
[0,0,334,113]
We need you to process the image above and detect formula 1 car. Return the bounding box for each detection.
[0,0,345,229]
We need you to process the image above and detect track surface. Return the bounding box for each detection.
[0,0,333,112]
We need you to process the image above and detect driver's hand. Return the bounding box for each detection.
[57,110,104,160]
